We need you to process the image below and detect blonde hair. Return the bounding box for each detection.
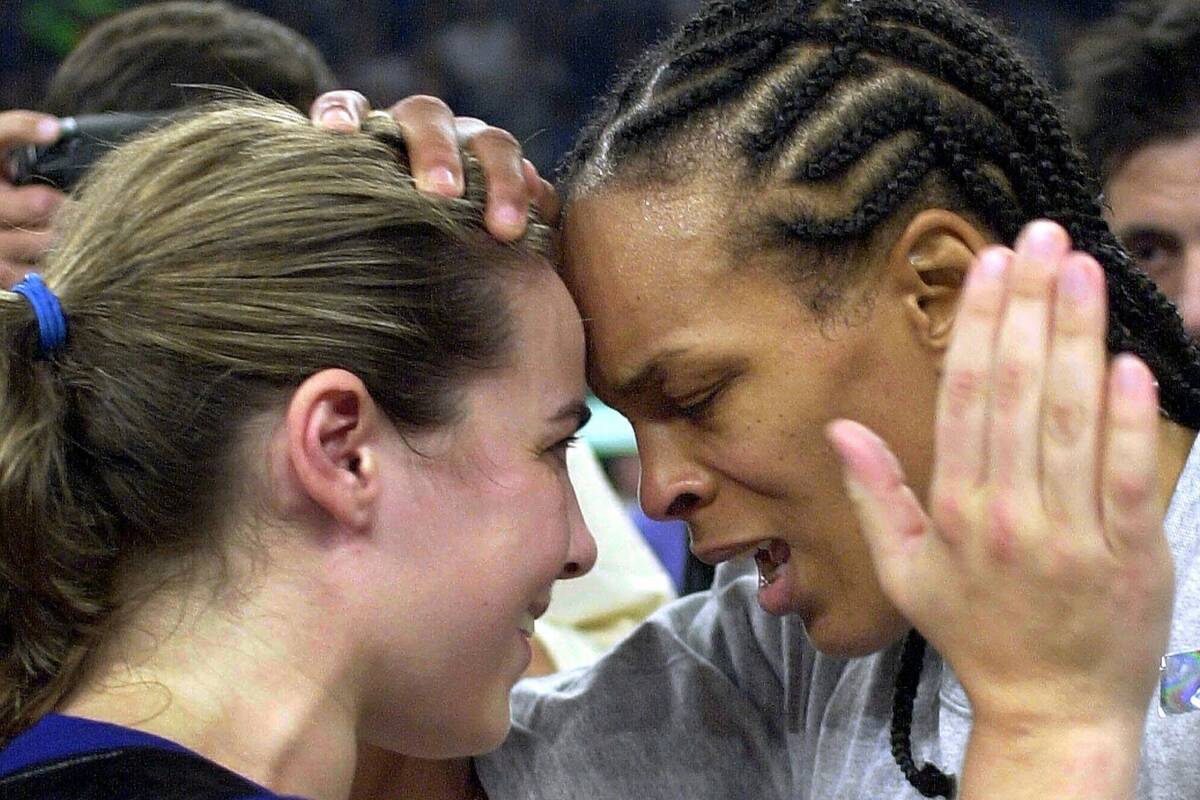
[0,100,552,738]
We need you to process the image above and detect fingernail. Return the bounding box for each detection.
[1115,356,1151,397]
[1058,257,1093,302]
[968,248,1010,288]
[36,117,60,141]
[496,204,525,229]
[318,104,355,129]
[1020,220,1068,260]
[426,166,458,193]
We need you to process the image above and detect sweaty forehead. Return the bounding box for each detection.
[559,184,816,399]
[560,187,734,371]
[559,184,729,299]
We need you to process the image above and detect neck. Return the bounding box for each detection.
[1157,417,1197,513]
[59,550,360,800]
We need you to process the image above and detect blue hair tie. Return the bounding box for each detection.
[12,273,68,358]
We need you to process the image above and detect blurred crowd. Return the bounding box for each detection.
[4,0,1116,174]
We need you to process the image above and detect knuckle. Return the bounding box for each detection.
[1109,469,1152,509]
[1044,396,1089,445]
[994,358,1032,413]
[454,116,488,137]
[930,487,970,540]
[984,491,1022,562]
[944,366,986,417]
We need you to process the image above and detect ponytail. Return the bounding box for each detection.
[0,287,112,740]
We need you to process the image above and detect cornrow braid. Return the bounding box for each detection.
[561,1,1200,795]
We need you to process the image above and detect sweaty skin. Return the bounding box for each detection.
[562,184,943,656]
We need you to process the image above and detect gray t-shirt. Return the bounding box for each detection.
[477,439,1200,799]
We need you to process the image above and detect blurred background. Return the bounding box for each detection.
[4,0,1116,176]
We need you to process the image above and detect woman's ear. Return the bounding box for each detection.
[888,209,991,352]
[284,368,382,534]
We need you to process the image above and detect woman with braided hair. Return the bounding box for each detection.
[324,0,1199,797]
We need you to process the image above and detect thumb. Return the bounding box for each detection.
[825,419,931,588]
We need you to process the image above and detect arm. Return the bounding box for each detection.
[829,221,1172,799]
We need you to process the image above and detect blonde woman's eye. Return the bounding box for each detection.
[546,434,580,458]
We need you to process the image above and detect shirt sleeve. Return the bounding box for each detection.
[475,561,795,800]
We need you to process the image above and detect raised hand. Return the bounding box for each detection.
[828,220,1174,798]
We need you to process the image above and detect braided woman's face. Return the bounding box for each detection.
[563,184,949,656]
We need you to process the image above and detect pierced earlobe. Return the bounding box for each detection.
[890,210,988,353]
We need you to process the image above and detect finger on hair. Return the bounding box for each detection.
[1101,355,1163,553]
[987,221,1068,496]
[826,419,931,591]
[932,247,1011,501]
[1041,253,1106,533]
[0,110,60,151]
[464,125,529,241]
[390,95,463,196]
[309,90,370,134]
[0,185,64,228]
[524,159,561,226]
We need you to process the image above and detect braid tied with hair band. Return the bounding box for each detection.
[560,0,1200,795]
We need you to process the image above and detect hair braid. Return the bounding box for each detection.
[892,630,956,798]
[663,20,782,82]
[785,141,938,240]
[797,92,942,180]
[743,37,869,169]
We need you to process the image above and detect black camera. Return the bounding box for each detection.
[6,113,173,192]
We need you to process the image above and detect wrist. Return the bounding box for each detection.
[962,714,1146,800]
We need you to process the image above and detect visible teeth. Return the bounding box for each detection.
[755,539,789,589]
[519,610,536,637]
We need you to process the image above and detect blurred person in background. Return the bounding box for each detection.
[1067,0,1200,336]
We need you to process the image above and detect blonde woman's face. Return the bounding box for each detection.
[563,186,943,658]
[359,267,596,756]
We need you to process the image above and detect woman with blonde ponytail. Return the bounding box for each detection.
[0,99,595,799]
